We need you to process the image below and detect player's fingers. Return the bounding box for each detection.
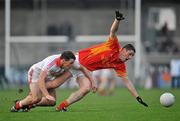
[92,87,97,93]
[115,10,119,14]
[142,102,148,107]
[46,95,55,101]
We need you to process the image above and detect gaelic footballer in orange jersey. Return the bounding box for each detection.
[52,10,148,112]
[79,36,127,78]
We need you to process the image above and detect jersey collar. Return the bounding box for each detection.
[56,57,62,67]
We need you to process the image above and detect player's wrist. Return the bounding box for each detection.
[136,96,140,99]
[136,96,142,102]
[115,18,121,21]
[136,96,148,107]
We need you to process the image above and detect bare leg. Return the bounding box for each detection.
[108,78,116,95]
[19,95,33,107]
[11,83,42,112]
[56,76,91,110]
[36,89,56,106]
[98,77,107,96]
[20,83,42,106]
[66,76,91,105]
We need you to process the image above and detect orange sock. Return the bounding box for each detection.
[15,101,22,110]
[57,100,69,110]
[98,89,105,96]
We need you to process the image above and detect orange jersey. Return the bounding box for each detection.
[78,36,127,78]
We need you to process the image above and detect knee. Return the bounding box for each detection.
[48,100,56,106]
[81,85,91,94]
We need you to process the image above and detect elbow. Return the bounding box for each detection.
[110,27,118,34]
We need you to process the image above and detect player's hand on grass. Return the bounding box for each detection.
[91,82,97,93]
[92,86,97,93]
[46,95,56,101]
[136,96,148,107]
[115,10,125,21]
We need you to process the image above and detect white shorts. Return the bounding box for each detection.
[69,54,92,79]
[28,66,40,84]
[93,69,115,80]
[69,68,92,79]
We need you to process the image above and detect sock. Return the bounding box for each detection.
[56,100,69,110]
[98,89,106,96]
[108,89,114,95]
[15,101,22,110]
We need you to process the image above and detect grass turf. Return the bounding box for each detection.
[0,88,180,121]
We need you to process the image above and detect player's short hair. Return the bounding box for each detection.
[123,44,136,53]
[60,51,76,61]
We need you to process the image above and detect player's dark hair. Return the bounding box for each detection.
[60,51,76,61]
[123,44,136,53]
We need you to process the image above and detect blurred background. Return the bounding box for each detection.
[0,0,180,90]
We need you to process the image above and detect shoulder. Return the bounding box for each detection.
[72,60,81,69]
[106,36,119,46]
[114,65,127,78]
[114,62,126,71]
[108,35,118,42]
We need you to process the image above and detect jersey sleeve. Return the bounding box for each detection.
[115,63,127,78]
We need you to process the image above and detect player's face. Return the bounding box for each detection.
[119,49,135,62]
[61,59,74,69]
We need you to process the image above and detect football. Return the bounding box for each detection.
[160,92,175,107]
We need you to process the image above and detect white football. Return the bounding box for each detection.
[160,92,175,107]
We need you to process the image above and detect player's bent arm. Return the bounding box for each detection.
[121,76,139,98]
[38,71,51,97]
[45,71,72,89]
[78,65,96,89]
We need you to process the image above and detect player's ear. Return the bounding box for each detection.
[121,48,126,52]
[61,59,65,63]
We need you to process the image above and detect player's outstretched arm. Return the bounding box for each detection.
[121,77,148,107]
[109,10,125,39]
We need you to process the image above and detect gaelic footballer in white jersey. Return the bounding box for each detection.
[28,54,80,84]
[10,51,77,112]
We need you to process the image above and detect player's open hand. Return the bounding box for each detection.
[136,96,148,107]
[115,10,125,21]
[46,95,56,101]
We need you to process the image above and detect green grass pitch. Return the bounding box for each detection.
[0,88,180,121]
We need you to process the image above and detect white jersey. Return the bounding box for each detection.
[93,69,115,80]
[28,54,80,83]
